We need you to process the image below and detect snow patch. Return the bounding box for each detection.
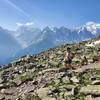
[86,39,100,47]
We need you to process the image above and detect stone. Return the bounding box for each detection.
[62,76,70,84]
[64,92,73,97]
[80,85,100,96]
[94,97,100,100]
[85,95,93,100]
[0,84,9,89]
[0,96,5,100]
[92,80,100,85]
[20,93,32,100]
[59,84,75,90]
[59,92,64,99]
[0,84,5,89]
[42,97,56,100]
[88,59,94,63]
[70,76,79,83]
[0,89,5,94]
[37,87,52,99]
[48,60,58,67]
[13,79,22,86]
[15,98,20,100]
[57,51,63,55]
[55,72,65,79]
[27,63,35,69]
[54,79,60,85]
[1,88,13,95]
[0,78,3,84]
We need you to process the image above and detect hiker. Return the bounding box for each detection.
[64,47,74,69]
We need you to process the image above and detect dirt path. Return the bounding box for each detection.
[73,61,100,73]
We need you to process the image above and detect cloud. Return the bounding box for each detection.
[16,23,23,26]
[16,22,34,26]
[26,22,34,26]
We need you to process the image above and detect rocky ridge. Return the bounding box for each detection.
[0,37,100,100]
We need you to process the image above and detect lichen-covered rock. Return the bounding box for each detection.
[70,76,79,83]
[36,87,52,99]
[0,88,13,95]
[62,76,70,84]
[80,85,100,96]
[42,97,56,100]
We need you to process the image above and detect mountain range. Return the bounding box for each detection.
[0,21,100,65]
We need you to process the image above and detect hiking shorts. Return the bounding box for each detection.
[64,59,72,64]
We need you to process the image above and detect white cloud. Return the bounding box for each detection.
[26,22,34,26]
[16,23,23,26]
[16,22,34,26]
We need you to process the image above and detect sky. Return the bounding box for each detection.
[0,0,100,30]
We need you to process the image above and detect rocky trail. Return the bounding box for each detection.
[73,60,100,72]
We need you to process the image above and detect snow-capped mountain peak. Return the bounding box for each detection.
[82,21,100,35]
[85,21,96,26]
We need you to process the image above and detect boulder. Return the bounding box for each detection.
[0,84,9,89]
[70,76,79,83]
[64,91,73,97]
[92,80,100,85]
[54,79,60,85]
[0,96,5,100]
[80,85,100,96]
[85,95,93,100]
[36,87,52,99]
[12,79,22,86]
[0,88,13,95]
[62,76,70,84]
[94,97,100,100]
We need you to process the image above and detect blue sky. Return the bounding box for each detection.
[0,0,100,30]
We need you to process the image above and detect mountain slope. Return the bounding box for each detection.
[0,27,22,65]
[0,36,100,99]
